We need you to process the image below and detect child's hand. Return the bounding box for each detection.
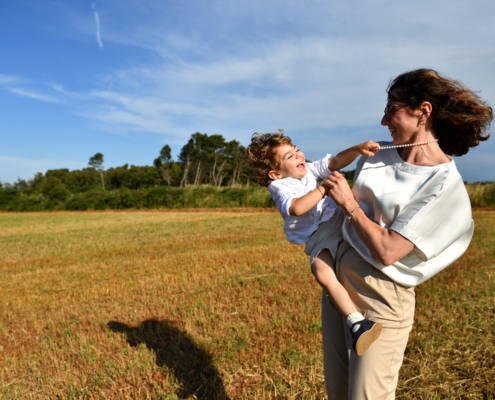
[329,141,379,171]
[356,141,380,157]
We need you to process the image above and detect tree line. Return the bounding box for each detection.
[2,132,251,191]
[0,132,268,211]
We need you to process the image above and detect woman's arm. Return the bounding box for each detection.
[289,185,328,216]
[324,171,414,265]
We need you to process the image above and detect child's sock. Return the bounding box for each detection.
[346,312,365,334]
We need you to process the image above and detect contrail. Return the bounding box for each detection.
[92,3,103,49]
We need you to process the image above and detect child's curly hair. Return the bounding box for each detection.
[244,129,294,187]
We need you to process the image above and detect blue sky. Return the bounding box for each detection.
[1,0,494,184]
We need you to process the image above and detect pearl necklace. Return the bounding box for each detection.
[378,139,438,150]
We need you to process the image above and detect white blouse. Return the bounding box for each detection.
[343,143,474,287]
[267,154,339,244]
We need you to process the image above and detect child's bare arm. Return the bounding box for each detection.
[289,141,378,216]
[328,141,379,171]
[289,185,328,216]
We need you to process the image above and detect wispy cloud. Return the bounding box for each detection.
[50,83,66,93]
[92,3,103,49]
[0,156,84,184]
[0,74,23,85]
[0,156,83,168]
[18,0,494,148]
[76,36,468,138]
[2,0,493,183]
[8,87,61,103]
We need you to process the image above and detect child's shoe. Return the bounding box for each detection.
[351,319,382,356]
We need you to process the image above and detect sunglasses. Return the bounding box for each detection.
[383,104,406,119]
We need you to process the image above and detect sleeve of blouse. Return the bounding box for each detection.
[305,154,333,180]
[267,180,297,217]
[390,170,473,261]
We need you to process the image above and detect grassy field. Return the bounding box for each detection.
[0,210,494,399]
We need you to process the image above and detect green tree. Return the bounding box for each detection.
[89,153,105,189]
[14,178,29,190]
[225,140,245,186]
[179,134,203,187]
[40,177,71,202]
[179,133,233,187]
[190,133,207,187]
[153,145,173,186]
[204,134,227,187]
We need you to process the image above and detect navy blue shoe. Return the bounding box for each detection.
[351,319,382,356]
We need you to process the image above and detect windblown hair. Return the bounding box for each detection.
[244,130,293,187]
[388,68,492,156]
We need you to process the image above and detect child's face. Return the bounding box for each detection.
[268,144,307,181]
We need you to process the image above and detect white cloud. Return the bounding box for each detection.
[63,0,495,132]
[0,156,83,168]
[0,74,23,85]
[76,34,493,138]
[0,156,84,184]
[3,0,493,182]
[50,83,66,92]
[93,5,103,49]
[8,87,61,103]
[71,21,494,183]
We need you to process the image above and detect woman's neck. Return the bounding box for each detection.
[397,130,451,166]
[398,142,451,166]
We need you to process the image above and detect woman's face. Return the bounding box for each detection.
[381,90,422,144]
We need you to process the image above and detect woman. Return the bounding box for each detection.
[322,69,492,399]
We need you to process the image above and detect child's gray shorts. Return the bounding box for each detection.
[304,207,345,268]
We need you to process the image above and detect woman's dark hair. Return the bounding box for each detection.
[388,68,492,156]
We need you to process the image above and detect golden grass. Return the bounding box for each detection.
[465,183,495,207]
[0,210,494,399]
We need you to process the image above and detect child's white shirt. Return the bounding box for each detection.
[267,154,339,244]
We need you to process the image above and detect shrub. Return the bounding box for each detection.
[465,182,495,207]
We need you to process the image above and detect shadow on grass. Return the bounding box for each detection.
[107,318,230,400]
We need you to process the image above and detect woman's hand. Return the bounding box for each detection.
[325,172,415,265]
[323,171,359,213]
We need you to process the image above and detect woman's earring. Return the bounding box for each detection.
[419,115,425,125]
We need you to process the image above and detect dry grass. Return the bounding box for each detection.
[0,210,493,399]
[465,183,495,207]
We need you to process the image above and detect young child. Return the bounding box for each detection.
[245,130,382,355]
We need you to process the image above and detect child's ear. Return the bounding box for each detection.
[268,170,282,180]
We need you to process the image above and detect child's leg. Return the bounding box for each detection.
[311,249,357,317]
[312,248,383,356]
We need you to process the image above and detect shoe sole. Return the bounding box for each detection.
[355,322,383,356]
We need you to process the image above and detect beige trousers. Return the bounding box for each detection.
[322,240,416,400]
